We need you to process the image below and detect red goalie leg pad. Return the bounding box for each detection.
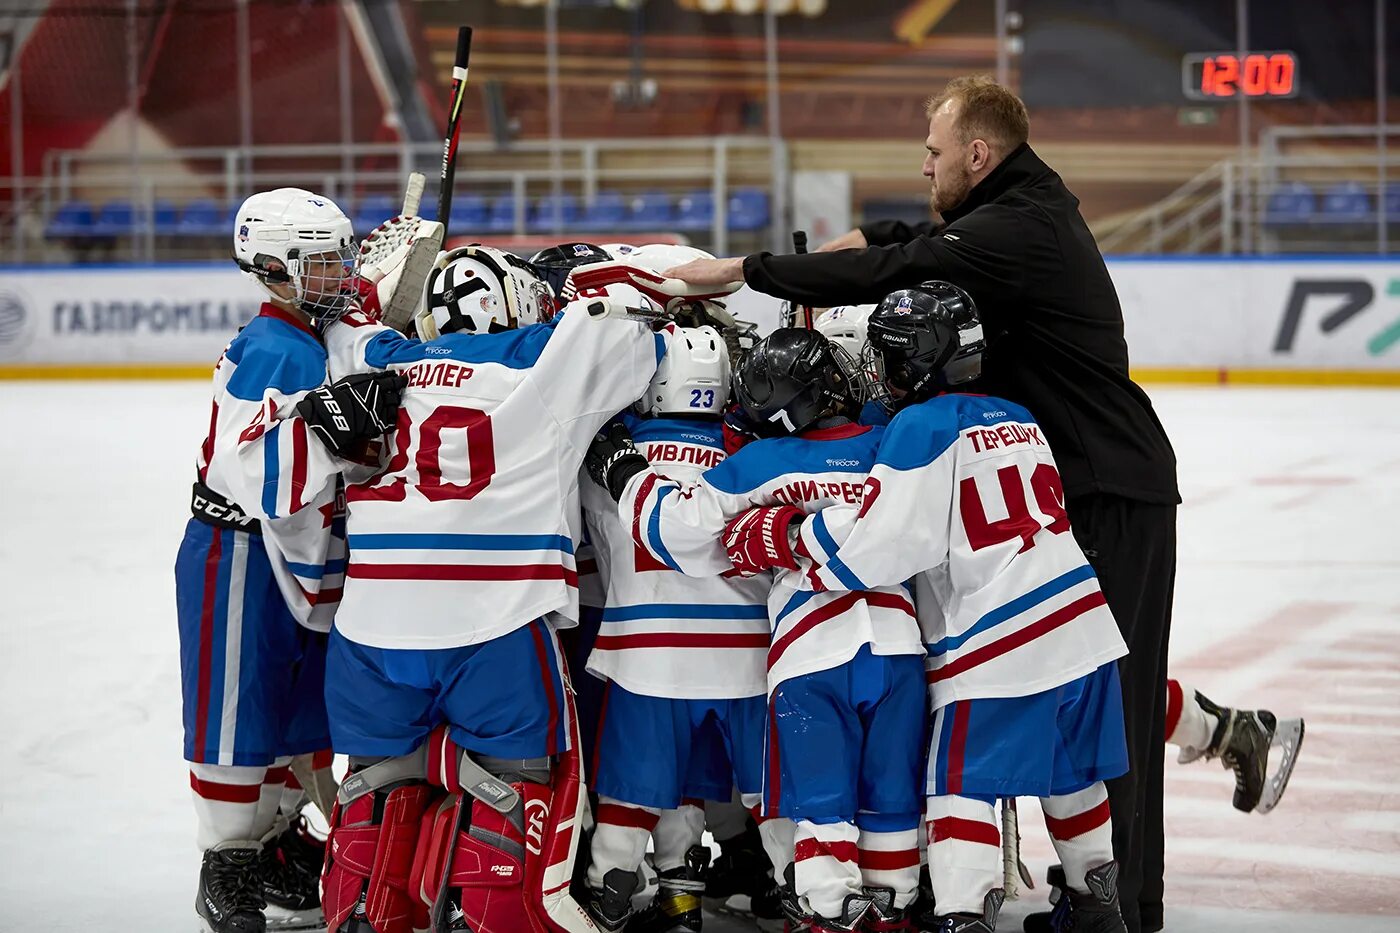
[442,793,538,933]
[321,782,435,933]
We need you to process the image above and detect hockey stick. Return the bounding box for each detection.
[782,229,816,329]
[436,26,474,234]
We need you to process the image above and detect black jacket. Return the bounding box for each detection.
[742,143,1180,504]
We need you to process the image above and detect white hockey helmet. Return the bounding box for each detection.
[233,188,357,321]
[625,243,715,274]
[636,325,730,418]
[815,304,876,361]
[423,245,554,336]
[600,243,640,260]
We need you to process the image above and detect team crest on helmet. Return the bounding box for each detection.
[572,244,593,257]
[238,224,249,242]
[894,296,913,314]
[307,198,325,207]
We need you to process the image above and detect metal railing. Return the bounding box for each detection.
[2,135,787,264]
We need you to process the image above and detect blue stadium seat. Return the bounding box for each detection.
[353,195,399,234]
[486,196,520,233]
[446,195,489,235]
[46,201,95,239]
[178,199,229,237]
[152,200,180,236]
[727,188,770,231]
[531,194,582,230]
[1318,181,1372,223]
[92,201,139,237]
[1385,182,1400,221]
[674,190,715,231]
[624,192,673,230]
[581,192,627,229]
[1262,182,1316,227]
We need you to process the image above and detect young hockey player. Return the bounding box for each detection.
[579,325,782,933]
[315,247,669,933]
[177,187,406,933]
[722,282,1132,933]
[587,329,928,932]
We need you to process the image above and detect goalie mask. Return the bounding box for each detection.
[423,245,553,337]
[636,326,730,419]
[866,281,985,410]
[232,188,357,322]
[529,242,612,300]
[734,328,866,438]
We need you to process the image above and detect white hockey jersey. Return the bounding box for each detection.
[791,394,1127,709]
[323,301,665,650]
[582,414,770,700]
[620,422,923,693]
[197,303,348,632]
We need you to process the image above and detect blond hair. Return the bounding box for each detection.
[926,75,1030,155]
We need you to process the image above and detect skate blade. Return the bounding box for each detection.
[264,905,327,931]
[379,229,443,334]
[1255,717,1305,814]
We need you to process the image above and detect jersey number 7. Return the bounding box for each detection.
[347,405,496,503]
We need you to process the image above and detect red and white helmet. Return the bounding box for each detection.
[422,245,554,336]
[232,187,357,321]
[636,325,730,418]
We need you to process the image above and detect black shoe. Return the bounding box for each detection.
[1187,691,1305,814]
[931,888,1003,933]
[630,845,709,932]
[197,844,268,933]
[1042,862,1127,933]
[585,867,640,933]
[807,892,874,932]
[260,817,324,912]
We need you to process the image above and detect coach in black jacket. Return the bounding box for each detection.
[669,76,1178,933]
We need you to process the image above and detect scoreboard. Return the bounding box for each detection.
[1182,51,1299,100]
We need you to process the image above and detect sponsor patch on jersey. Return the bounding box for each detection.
[826,458,860,467]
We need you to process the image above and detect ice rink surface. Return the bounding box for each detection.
[2,382,1398,932]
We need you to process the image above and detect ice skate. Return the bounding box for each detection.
[930,888,1003,933]
[805,891,874,933]
[629,845,709,932]
[702,823,784,930]
[862,885,915,931]
[260,815,326,931]
[583,867,640,933]
[1181,691,1306,813]
[1038,861,1126,933]
[197,843,268,933]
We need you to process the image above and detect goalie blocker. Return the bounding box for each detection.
[321,718,592,933]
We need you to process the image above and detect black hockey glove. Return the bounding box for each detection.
[586,420,649,502]
[296,370,409,458]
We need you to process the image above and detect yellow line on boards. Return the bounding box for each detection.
[0,364,209,380]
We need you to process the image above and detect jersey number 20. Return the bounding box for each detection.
[348,406,496,503]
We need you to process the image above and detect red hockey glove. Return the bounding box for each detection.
[723,505,803,576]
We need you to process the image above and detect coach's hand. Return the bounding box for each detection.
[663,257,746,289]
[723,505,803,576]
[586,420,650,503]
[297,371,408,458]
[815,228,868,252]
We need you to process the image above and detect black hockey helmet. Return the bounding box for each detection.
[866,281,985,410]
[734,328,862,438]
[528,242,612,299]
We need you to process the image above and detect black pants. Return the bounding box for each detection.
[1066,494,1177,933]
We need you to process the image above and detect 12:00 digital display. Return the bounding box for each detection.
[1182,51,1299,100]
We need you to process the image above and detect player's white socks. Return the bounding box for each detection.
[793,819,863,919]
[190,762,270,851]
[257,757,294,840]
[924,794,1001,916]
[743,794,796,883]
[1166,678,1219,761]
[855,814,920,909]
[652,801,706,872]
[1040,782,1114,895]
[587,797,660,889]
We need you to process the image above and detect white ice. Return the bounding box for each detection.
[2,383,1398,932]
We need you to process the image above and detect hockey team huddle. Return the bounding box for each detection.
[177,188,1301,933]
